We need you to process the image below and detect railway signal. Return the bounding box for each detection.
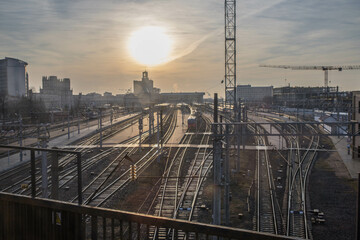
[130,164,137,180]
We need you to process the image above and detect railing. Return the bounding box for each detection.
[0,145,83,204]
[0,192,300,240]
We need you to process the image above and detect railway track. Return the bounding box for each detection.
[0,111,128,159]
[151,114,213,239]
[286,123,319,239]
[83,109,178,207]
[0,113,145,195]
[247,121,281,235]
[252,112,320,239]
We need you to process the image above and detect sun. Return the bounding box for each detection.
[128,26,172,66]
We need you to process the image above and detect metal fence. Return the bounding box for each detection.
[0,145,83,204]
[0,192,300,240]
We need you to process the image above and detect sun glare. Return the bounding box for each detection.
[128,26,172,66]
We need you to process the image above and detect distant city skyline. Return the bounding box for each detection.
[1,0,360,97]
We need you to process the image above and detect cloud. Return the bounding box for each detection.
[167,29,221,63]
[0,0,359,94]
[163,0,288,64]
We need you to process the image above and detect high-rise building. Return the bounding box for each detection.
[35,76,73,109]
[0,57,28,99]
[40,76,71,95]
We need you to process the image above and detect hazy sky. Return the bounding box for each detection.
[1,0,360,97]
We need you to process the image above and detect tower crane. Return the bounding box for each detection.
[224,0,236,112]
[260,64,360,88]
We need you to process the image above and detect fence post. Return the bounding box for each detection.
[77,153,82,205]
[31,150,36,198]
[356,173,360,240]
[51,152,59,200]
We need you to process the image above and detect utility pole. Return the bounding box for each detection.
[149,107,152,136]
[152,108,155,135]
[67,113,70,139]
[236,99,241,172]
[139,116,143,151]
[160,110,163,147]
[37,125,40,154]
[182,107,184,125]
[224,124,230,225]
[51,111,54,125]
[19,115,23,162]
[39,124,49,198]
[77,113,80,134]
[99,109,103,148]
[220,115,223,135]
[156,111,160,163]
[51,152,59,200]
[7,139,9,165]
[296,107,299,121]
[213,93,222,225]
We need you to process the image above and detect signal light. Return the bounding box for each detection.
[130,164,137,180]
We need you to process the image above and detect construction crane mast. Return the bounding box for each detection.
[260,64,360,89]
[212,0,237,227]
[225,0,236,112]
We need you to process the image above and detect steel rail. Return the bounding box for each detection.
[88,110,178,207]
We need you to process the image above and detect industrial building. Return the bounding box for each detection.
[272,86,351,111]
[0,57,28,99]
[273,86,335,105]
[34,76,73,110]
[236,85,273,104]
[352,91,360,160]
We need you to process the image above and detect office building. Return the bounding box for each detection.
[0,57,28,99]
[35,76,73,109]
